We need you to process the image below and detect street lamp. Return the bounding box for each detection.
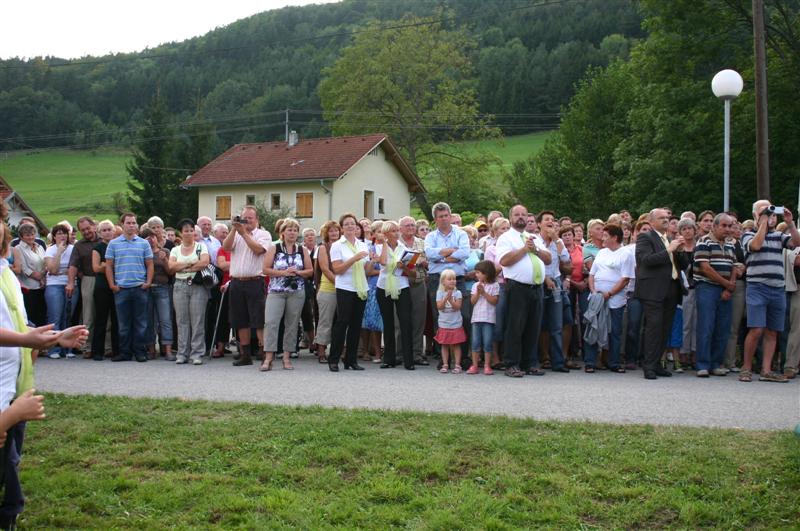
[712,69,744,212]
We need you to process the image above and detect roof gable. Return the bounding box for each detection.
[184,134,424,192]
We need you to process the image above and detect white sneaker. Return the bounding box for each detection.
[176,356,187,364]
[192,358,203,365]
[65,352,77,359]
[711,368,728,376]
[48,352,61,359]
[729,367,741,373]
[696,369,709,377]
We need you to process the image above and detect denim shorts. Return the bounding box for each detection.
[746,282,786,331]
[471,322,494,353]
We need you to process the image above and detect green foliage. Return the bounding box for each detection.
[0,0,643,150]
[126,94,212,225]
[19,393,800,528]
[514,0,800,219]
[252,199,294,234]
[319,14,501,218]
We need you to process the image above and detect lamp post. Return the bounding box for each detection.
[712,69,743,212]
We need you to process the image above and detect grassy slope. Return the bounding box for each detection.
[0,133,552,227]
[19,394,800,529]
[0,149,131,227]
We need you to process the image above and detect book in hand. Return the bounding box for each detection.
[395,250,421,277]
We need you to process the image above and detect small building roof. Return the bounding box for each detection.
[0,175,49,234]
[183,134,425,193]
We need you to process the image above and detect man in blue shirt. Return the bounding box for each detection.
[425,202,470,360]
[105,213,153,362]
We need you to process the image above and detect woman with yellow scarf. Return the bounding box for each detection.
[376,221,415,370]
[327,213,374,372]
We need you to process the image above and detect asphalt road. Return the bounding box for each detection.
[33,354,800,431]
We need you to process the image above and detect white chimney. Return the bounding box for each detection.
[288,130,299,147]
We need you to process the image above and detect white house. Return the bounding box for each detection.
[183,133,425,230]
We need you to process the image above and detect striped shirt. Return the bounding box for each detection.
[742,230,792,287]
[105,235,153,288]
[229,228,272,278]
[693,234,737,286]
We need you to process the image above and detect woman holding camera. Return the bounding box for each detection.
[168,219,210,365]
[261,218,313,371]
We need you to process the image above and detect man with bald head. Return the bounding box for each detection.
[634,208,689,379]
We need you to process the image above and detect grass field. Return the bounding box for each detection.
[16,394,800,529]
[0,132,553,228]
[0,149,130,228]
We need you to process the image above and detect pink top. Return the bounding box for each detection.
[229,229,272,278]
[471,281,500,324]
[484,244,505,283]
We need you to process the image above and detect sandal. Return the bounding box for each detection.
[610,366,626,373]
[759,371,787,383]
[259,356,273,372]
[317,354,328,364]
[282,360,294,371]
[738,369,752,382]
[439,367,449,374]
[584,366,595,373]
[452,365,462,374]
[525,368,545,376]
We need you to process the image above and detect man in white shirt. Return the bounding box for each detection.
[222,206,272,367]
[496,205,552,377]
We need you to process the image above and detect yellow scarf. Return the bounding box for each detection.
[0,266,34,396]
[384,243,403,300]
[343,238,368,300]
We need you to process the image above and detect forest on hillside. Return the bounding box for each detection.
[0,0,643,151]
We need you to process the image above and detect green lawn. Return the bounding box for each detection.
[0,149,131,228]
[462,131,552,173]
[16,394,800,529]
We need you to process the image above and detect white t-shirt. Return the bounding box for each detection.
[376,241,410,291]
[590,247,635,309]
[330,237,370,292]
[170,243,209,280]
[44,244,74,286]
[0,261,25,411]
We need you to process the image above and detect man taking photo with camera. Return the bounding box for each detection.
[739,200,800,383]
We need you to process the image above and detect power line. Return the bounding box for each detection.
[0,0,575,71]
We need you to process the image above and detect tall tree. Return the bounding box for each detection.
[126,93,185,224]
[318,14,500,218]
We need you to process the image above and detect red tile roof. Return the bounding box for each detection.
[0,176,13,200]
[184,134,424,192]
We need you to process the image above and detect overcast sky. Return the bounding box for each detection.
[1,0,340,60]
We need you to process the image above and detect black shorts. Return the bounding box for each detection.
[228,278,266,330]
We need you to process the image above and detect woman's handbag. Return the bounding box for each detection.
[192,245,218,287]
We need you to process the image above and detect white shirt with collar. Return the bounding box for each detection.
[496,228,547,285]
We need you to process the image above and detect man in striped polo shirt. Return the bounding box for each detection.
[693,213,738,377]
[105,213,153,362]
[740,200,800,382]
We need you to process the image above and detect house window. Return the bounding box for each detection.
[296,192,313,218]
[215,196,231,220]
[270,193,281,211]
[378,197,385,215]
[246,194,256,206]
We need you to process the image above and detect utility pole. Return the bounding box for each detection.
[752,0,770,199]
[285,109,289,142]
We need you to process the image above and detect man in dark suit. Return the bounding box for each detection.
[634,208,689,379]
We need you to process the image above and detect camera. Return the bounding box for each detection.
[233,215,242,223]
[288,278,298,290]
[761,205,784,216]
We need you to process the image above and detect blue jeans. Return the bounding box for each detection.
[146,284,174,346]
[45,284,78,356]
[541,280,565,369]
[115,286,149,360]
[471,322,494,353]
[695,282,733,371]
[625,297,643,366]
[585,306,625,368]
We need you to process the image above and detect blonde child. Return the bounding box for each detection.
[434,269,467,373]
[469,261,499,375]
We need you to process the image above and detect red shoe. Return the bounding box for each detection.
[483,367,494,375]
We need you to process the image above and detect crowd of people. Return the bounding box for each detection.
[8,199,800,383]
[1,196,798,529]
